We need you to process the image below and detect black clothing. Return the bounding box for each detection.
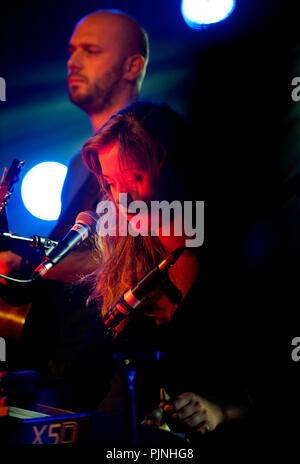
[49,152,101,241]
[61,274,253,428]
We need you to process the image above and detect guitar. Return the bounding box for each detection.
[0,159,24,230]
[0,159,30,342]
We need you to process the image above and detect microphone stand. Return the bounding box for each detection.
[112,350,168,446]
[0,231,58,254]
[113,353,138,445]
[104,249,185,445]
[0,232,59,295]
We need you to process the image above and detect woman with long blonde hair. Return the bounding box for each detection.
[63,101,251,440]
[82,101,199,326]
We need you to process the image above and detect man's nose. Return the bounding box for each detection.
[67,49,84,70]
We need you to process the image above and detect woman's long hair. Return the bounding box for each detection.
[82,102,192,320]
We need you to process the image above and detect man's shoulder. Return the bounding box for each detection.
[64,151,91,186]
[68,151,87,170]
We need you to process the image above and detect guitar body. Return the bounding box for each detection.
[0,297,31,341]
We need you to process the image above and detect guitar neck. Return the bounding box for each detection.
[0,208,8,231]
[0,158,24,217]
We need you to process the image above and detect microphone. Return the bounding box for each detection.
[31,210,99,280]
[103,247,185,331]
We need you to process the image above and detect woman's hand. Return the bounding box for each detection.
[163,392,226,433]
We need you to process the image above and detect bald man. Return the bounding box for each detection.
[68,10,148,130]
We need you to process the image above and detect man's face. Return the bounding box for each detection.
[67,16,127,114]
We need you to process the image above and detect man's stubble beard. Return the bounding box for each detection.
[68,63,125,114]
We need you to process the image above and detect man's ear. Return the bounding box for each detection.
[123,54,146,82]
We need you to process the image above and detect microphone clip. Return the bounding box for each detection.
[156,271,182,305]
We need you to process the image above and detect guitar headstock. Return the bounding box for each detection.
[0,159,24,213]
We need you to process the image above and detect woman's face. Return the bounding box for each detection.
[98,141,156,213]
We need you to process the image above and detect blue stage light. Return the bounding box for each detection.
[181,0,236,28]
[21,162,67,221]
